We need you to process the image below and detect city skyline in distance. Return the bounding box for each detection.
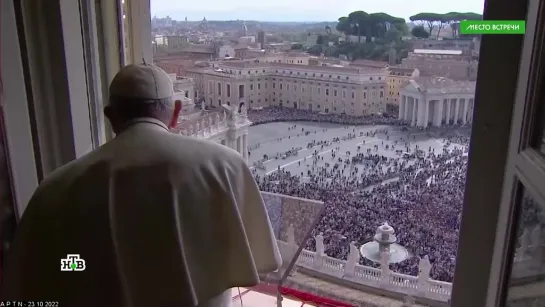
[151,0,484,22]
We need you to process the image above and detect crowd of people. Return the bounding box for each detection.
[248,107,402,127]
[248,107,545,283]
[248,107,473,282]
[254,132,468,282]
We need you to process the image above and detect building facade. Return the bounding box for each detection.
[257,30,265,48]
[401,49,478,81]
[386,67,419,105]
[398,77,475,128]
[173,106,251,162]
[186,60,388,115]
[154,35,188,50]
[168,74,197,114]
[219,45,235,58]
[408,38,475,51]
[305,33,319,47]
[350,60,389,69]
[254,52,311,65]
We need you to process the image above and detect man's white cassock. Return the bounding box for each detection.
[2,118,281,307]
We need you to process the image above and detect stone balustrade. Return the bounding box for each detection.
[175,110,250,139]
[277,226,545,304]
[276,239,452,303]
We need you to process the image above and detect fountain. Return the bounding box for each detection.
[359,222,410,263]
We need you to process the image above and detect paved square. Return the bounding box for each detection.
[248,122,464,180]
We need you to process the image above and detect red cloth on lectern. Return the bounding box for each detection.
[250,283,355,307]
[280,287,355,307]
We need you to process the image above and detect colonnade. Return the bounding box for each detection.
[217,131,249,161]
[220,132,249,161]
[398,95,474,128]
[236,134,249,161]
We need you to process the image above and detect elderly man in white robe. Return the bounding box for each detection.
[1,64,281,307]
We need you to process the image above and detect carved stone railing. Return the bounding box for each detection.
[174,112,227,138]
[276,225,545,304]
[277,239,452,302]
[174,111,250,139]
[277,240,452,302]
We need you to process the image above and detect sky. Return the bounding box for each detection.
[150,0,485,22]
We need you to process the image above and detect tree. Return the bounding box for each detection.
[411,26,429,38]
[337,11,407,43]
[409,13,441,36]
[336,17,351,36]
[316,34,325,45]
[347,11,369,43]
[434,14,450,39]
[409,12,482,38]
[409,13,427,28]
[444,12,483,38]
[291,43,303,50]
[450,22,460,38]
[393,22,409,36]
[307,45,322,56]
[384,27,402,42]
[464,12,483,20]
[368,13,405,38]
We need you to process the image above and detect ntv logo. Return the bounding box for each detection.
[60,254,86,271]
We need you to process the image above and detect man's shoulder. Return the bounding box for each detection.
[36,133,248,191]
[33,148,103,194]
[167,134,244,165]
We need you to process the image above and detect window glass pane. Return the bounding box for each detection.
[536,100,545,156]
[507,188,545,306]
[531,59,545,156]
[121,0,131,64]
[149,0,483,305]
[0,109,17,269]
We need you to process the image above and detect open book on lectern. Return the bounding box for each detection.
[259,191,325,285]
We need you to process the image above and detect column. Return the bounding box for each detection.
[227,130,237,151]
[415,99,426,127]
[462,98,469,125]
[423,100,429,128]
[242,134,248,161]
[454,98,460,125]
[399,96,406,120]
[403,96,412,120]
[236,136,241,155]
[468,99,474,123]
[442,100,447,125]
[411,98,418,126]
[434,100,444,127]
[446,99,452,125]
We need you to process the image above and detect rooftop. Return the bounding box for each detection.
[388,66,417,74]
[413,49,463,55]
[350,60,389,68]
[404,76,476,94]
[219,61,269,69]
[181,44,215,54]
[284,51,311,57]
[233,44,248,50]
[271,62,363,73]
[183,66,207,73]
[217,60,384,74]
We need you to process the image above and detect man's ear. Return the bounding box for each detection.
[104,105,121,134]
[168,100,182,129]
[104,105,113,121]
